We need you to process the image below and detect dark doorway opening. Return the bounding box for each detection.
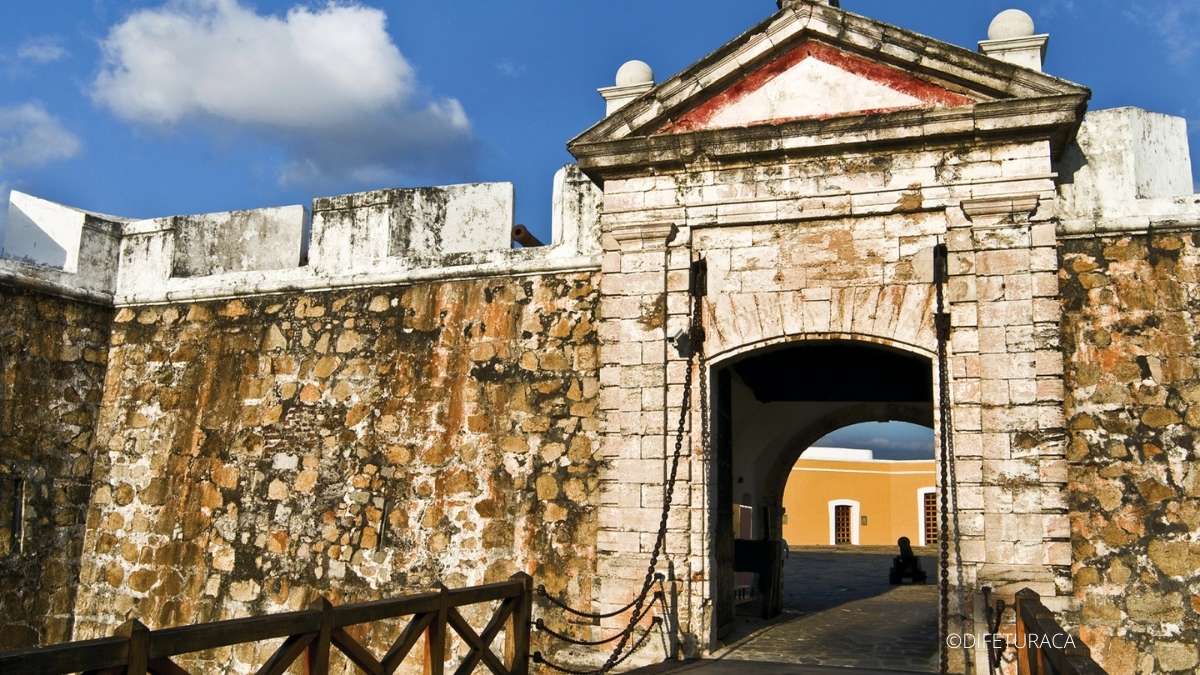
[709,339,940,671]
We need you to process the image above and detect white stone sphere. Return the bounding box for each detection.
[615,60,654,87]
[988,9,1035,40]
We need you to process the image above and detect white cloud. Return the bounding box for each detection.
[0,103,81,253]
[93,0,475,184]
[17,36,68,64]
[0,102,82,171]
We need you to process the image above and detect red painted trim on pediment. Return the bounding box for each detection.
[658,41,977,134]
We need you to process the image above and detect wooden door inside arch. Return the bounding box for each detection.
[834,505,852,545]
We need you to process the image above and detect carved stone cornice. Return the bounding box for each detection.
[571,95,1087,180]
[961,193,1042,220]
[604,221,678,252]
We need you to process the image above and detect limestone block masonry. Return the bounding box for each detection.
[582,138,1069,673]
[1,1,1199,673]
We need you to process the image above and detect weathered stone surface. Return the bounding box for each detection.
[1,2,1198,672]
[70,273,600,671]
[0,283,112,649]
[1062,232,1200,672]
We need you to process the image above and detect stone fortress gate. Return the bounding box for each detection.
[2,1,1199,673]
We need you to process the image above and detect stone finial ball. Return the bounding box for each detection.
[615,60,654,87]
[988,9,1036,40]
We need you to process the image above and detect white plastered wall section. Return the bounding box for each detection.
[0,167,603,306]
[1057,107,1200,237]
[0,192,123,303]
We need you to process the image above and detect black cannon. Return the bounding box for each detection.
[889,536,927,584]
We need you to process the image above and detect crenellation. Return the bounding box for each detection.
[170,206,305,278]
[2,170,603,309]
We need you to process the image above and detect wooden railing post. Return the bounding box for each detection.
[2,578,544,675]
[425,584,449,675]
[505,572,533,675]
[114,619,149,675]
[306,597,334,675]
[1014,589,1034,675]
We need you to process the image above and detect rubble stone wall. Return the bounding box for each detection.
[0,284,112,648]
[70,272,601,671]
[1061,231,1200,674]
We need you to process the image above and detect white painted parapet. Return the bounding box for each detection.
[117,206,306,292]
[171,207,305,278]
[0,191,124,302]
[309,182,513,275]
[551,165,602,258]
[1,173,602,306]
[1057,107,1200,236]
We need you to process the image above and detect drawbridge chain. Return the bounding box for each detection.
[934,243,972,675]
[534,244,708,674]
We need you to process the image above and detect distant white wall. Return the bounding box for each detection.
[802,447,875,461]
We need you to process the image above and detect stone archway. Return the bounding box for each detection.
[708,336,937,643]
[761,400,933,539]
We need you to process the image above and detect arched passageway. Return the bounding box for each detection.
[709,339,940,670]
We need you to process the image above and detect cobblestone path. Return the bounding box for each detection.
[714,547,939,673]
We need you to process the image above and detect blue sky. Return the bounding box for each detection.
[816,422,934,461]
[1,0,1198,244]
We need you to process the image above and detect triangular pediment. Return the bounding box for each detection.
[661,41,976,134]
[570,1,1090,154]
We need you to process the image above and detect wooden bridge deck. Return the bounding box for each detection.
[628,660,928,675]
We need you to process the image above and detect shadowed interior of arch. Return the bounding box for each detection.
[710,339,940,671]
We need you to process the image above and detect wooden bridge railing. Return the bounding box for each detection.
[0,573,533,675]
[1013,588,1106,675]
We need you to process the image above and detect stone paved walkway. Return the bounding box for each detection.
[631,661,918,675]
[710,547,938,673]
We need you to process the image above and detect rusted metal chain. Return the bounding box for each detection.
[533,248,706,674]
[934,243,972,675]
[534,594,663,646]
[935,243,953,675]
[535,577,663,621]
[532,618,663,675]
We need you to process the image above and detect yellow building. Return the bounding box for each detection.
[782,448,937,547]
